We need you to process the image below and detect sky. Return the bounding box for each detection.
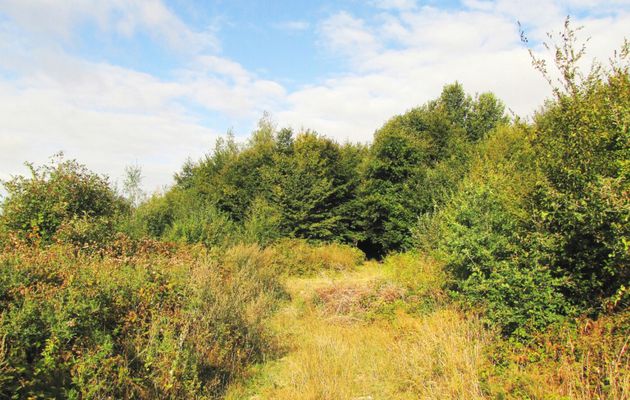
[0,0,629,193]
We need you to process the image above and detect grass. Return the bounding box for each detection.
[483,311,630,400]
[225,262,490,400]
[225,255,630,400]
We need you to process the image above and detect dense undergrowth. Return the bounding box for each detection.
[0,235,363,398]
[0,238,278,398]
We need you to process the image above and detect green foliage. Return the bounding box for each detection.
[264,131,363,242]
[466,92,509,142]
[177,119,276,223]
[418,26,629,338]
[164,202,239,248]
[53,215,116,249]
[436,82,509,143]
[418,125,574,338]
[0,242,285,399]
[360,82,505,256]
[271,239,365,275]
[241,197,282,247]
[139,193,175,237]
[0,155,127,245]
[529,45,630,309]
[358,128,427,255]
[137,87,504,258]
[166,119,366,247]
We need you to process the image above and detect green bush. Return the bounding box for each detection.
[164,203,239,248]
[53,215,116,249]
[418,126,574,338]
[121,192,176,239]
[530,60,630,310]
[426,180,572,338]
[0,242,285,399]
[0,156,126,245]
[241,196,282,247]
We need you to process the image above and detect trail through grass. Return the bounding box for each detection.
[225,261,490,400]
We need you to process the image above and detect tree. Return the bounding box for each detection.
[466,92,509,141]
[358,83,495,257]
[122,164,144,208]
[264,132,360,242]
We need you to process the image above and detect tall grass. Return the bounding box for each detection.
[271,239,365,275]
[226,262,490,400]
[484,311,630,399]
[246,309,488,400]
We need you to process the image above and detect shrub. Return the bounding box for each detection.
[530,61,630,310]
[163,203,239,248]
[130,193,175,238]
[417,25,630,339]
[53,215,116,250]
[418,126,575,338]
[126,189,243,249]
[0,243,285,399]
[382,252,445,302]
[484,311,630,399]
[0,155,126,245]
[241,196,282,247]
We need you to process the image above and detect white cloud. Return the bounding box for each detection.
[319,12,381,61]
[0,1,283,191]
[0,45,286,190]
[0,0,219,52]
[177,56,286,119]
[0,79,217,193]
[274,20,310,31]
[1,0,629,192]
[275,1,630,143]
[371,0,418,11]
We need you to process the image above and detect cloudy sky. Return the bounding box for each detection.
[0,0,628,192]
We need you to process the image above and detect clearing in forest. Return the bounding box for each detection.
[225,261,490,400]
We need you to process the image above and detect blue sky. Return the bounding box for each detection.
[0,0,629,192]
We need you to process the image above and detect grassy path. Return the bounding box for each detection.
[225,262,490,400]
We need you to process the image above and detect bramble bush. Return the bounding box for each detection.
[0,240,285,399]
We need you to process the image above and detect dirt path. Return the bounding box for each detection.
[225,262,489,400]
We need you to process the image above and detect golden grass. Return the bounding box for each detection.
[225,263,489,400]
[272,239,366,275]
[484,312,630,400]
[225,255,629,400]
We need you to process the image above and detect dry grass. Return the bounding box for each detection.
[272,239,366,275]
[247,310,489,400]
[484,312,630,400]
[225,263,489,400]
[225,255,630,400]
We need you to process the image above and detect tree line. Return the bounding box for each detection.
[1,24,628,339]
